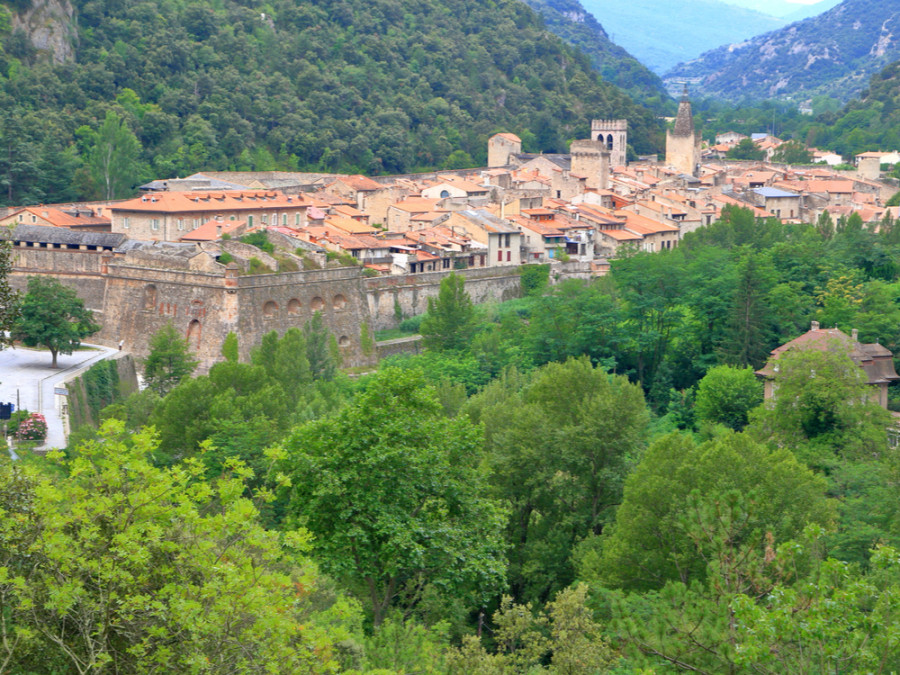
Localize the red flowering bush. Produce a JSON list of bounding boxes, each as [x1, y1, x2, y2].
[[16, 413, 47, 441]]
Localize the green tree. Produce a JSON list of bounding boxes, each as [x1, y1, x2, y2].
[[466, 357, 649, 603], [0, 421, 359, 673], [143, 321, 199, 395], [726, 138, 765, 160], [0, 231, 19, 348], [694, 365, 763, 431], [12, 276, 99, 367], [720, 248, 776, 367], [282, 368, 508, 626], [304, 312, 336, 381], [748, 345, 892, 467], [447, 584, 614, 674], [222, 331, 239, 362], [595, 431, 833, 591], [771, 139, 813, 164], [421, 272, 475, 351], [85, 110, 143, 200]]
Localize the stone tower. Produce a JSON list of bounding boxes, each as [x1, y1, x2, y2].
[[570, 139, 610, 190], [488, 132, 522, 168], [666, 87, 701, 176], [591, 119, 627, 168]]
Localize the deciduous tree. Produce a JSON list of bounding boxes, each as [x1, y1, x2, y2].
[[143, 321, 199, 395], [282, 368, 507, 626], [12, 276, 99, 367], [421, 272, 475, 352]]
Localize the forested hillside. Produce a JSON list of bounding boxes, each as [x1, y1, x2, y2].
[[0, 0, 663, 206], [666, 0, 900, 102], [520, 0, 670, 109]]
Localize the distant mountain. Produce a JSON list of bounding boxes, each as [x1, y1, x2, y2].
[[521, 0, 669, 106], [783, 0, 842, 21], [577, 0, 785, 74], [665, 0, 900, 102]]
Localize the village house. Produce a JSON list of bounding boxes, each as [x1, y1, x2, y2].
[[385, 198, 445, 232], [1, 205, 111, 232], [445, 210, 522, 267], [110, 191, 311, 242], [756, 321, 900, 409]]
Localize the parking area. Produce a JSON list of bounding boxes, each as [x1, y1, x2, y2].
[[0, 343, 121, 451]]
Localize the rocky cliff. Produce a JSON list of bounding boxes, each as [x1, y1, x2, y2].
[[6, 0, 76, 63]]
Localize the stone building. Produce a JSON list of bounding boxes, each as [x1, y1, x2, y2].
[[755, 321, 900, 409], [666, 87, 701, 177], [591, 119, 627, 168], [110, 191, 312, 242], [569, 140, 610, 191], [488, 133, 522, 168]]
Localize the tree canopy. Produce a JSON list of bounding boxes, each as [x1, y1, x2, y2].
[[12, 276, 99, 367]]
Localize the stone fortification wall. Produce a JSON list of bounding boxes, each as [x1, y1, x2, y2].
[[234, 267, 371, 366], [11, 244, 523, 371], [100, 264, 236, 367], [365, 266, 522, 330]]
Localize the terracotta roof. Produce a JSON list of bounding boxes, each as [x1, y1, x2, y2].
[[493, 132, 522, 143], [332, 204, 368, 219], [324, 215, 377, 234], [600, 229, 642, 242], [180, 219, 247, 241], [757, 324, 900, 384], [390, 198, 442, 214], [5, 206, 110, 228], [112, 191, 308, 213]]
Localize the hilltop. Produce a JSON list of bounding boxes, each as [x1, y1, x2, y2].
[[665, 0, 900, 102]]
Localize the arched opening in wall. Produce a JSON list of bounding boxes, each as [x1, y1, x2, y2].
[[143, 284, 157, 311], [440, 190, 450, 198], [287, 298, 301, 315], [186, 320, 201, 351], [263, 301, 279, 317], [333, 294, 346, 310], [606, 134, 614, 151], [311, 296, 324, 311], [338, 335, 350, 347]]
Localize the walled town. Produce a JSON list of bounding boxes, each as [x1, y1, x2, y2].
[[5, 92, 898, 369]]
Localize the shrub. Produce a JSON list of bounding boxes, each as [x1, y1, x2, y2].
[[16, 412, 47, 441]]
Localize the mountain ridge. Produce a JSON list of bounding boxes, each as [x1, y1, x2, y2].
[[664, 0, 900, 102]]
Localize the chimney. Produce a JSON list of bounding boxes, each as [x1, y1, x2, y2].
[[811, 321, 820, 331], [216, 225, 222, 237], [852, 328, 859, 342]]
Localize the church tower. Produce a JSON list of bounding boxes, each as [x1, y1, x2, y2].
[[666, 87, 701, 176], [591, 119, 627, 168]]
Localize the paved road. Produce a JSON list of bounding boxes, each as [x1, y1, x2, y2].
[[0, 343, 121, 452]]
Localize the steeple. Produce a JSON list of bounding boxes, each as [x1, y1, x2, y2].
[[672, 85, 695, 137]]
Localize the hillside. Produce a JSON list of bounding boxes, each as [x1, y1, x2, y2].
[[520, 0, 669, 107], [577, 0, 785, 74], [665, 0, 900, 102], [0, 0, 663, 206]]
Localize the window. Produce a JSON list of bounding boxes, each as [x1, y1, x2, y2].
[[248, 215, 254, 227], [177, 218, 184, 231], [507, 250, 511, 262], [498, 250, 503, 262], [282, 214, 287, 226], [261, 215, 268, 225], [31, 215, 36, 223], [295, 213, 301, 226], [151, 219, 160, 231], [123, 217, 130, 229], [504, 234, 511, 248]]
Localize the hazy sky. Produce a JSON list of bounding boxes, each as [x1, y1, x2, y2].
[[719, 0, 835, 18]]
